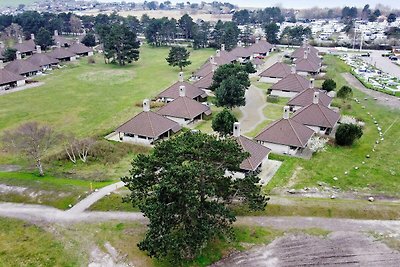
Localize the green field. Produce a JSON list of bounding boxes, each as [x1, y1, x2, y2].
[[265, 55, 400, 197]]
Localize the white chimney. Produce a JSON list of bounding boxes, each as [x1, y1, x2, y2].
[[76, 38, 80, 44], [54, 30, 59, 36], [237, 41, 242, 47], [0, 60, 4, 69], [256, 38, 259, 44], [307, 46, 311, 53], [210, 56, 215, 65], [310, 78, 315, 89], [36, 45, 41, 54], [16, 51, 22, 60], [283, 106, 290, 119], [233, 122, 241, 137], [313, 92, 319, 104], [304, 50, 308, 59], [179, 85, 186, 97], [143, 99, 150, 112], [291, 65, 296, 74], [221, 44, 225, 51], [18, 36, 22, 44], [56, 42, 61, 48], [216, 49, 221, 57], [212, 63, 217, 72], [0, 42, 4, 49], [31, 33, 35, 40]]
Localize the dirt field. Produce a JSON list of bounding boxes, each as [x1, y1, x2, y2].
[[212, 232, 400, 266], [74, 9, 232, 21]]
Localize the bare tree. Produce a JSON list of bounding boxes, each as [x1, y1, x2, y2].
[[63, 134, 77, 164], [63, 135, 95, 164], [2, 122, 59, 176], [69, 15, 82, 35]]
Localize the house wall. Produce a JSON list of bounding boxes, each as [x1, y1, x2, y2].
[[270, 89, 298, 98], [16, 80, 26, 86], [166, 116, 191, 125], [259, 141, 298, 155], [120, 133, 155, 145], [259, 77, 281, 83], [88, 51, 94, 56], [71, 56, 77, 61]]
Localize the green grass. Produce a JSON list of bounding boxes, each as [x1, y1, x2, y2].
[[89, 189, 140, 212], [264, 55, 400, 197], [0, 171, 113, 209], [0, 217, 79, 266]]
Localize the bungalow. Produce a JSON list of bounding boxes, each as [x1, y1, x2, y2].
[[157, 86, 212, 125], [291, 45, 319, 60], [115, 99, 181, 145], [251, 57, 264, 69], [48, 43, 77, 62], [233, 122, 271, 174], [26, 46, 59, 71], [287, 83, 333, 112], [68, 40, 94, 57], [157, 72, 207, 102], [0, 61, 26, 90], [247, 39, 274, 58], [295, 51, 322, 76], [292, 92, 340, 135], [392, 46, 400, 56], [53, 30, 73, 47], [193, 68, 215, 91], [13, 35, 36, 57], [5, 51, 41, 77], [214, 46, 236, 65], [230, 42, 252, 63], [259, 62, 291, 83], [255, 106, 315, 156], [268, 69, 310, 98]]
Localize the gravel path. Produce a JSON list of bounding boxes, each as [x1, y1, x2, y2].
[[342, 73, 400, 109]]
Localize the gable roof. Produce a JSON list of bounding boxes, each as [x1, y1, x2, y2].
[[193, 71, 214, 90], [13, 39, 36, 54], [157, 96, 211, 120], [251, 57, 264, 66], [235, 135, 271, 171], [48, 48, 76, 60], [291, 46, 319, 58], [0, 69, 25, 85], [287, 88, 332, 108], [292, 103, 340, 128], [194, 61, 213, 77], [247, 40, 274, 54], [26, 53, 59, 67], [4, 59, 41, 75], [54, 35, 73, 47], [116, 110, 181, 138], [157, 81, 206, 100], [270, 73, 310, 93], [215, 50, 236, 64], [255, 118, 314, 148], [230, 46, 251, 58], [295, 57, 321, 73], [68, 43, 93, 55], [259, 62, 291, 78]]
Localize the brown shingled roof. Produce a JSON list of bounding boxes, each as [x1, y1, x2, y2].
[[194, 61, 213, 77], [0, 69, 25, 85], [247, 40, 274, 54], [193, 72, 213, 90], [54, 35, 73, 47], [230, 46, 251, 58], [48, 48, 76, 60], [287, 88, 332, 108], [158, 81, 206, 100], [26, 53, 59, 67], [235, 135, 271, 171], [295, 57, 321, 73], [4, 59, 41, 75], [116, 111, 181, 138], [13, 39, 36, 54], [251, 58, 264, 66], [259, 62, 291, 78], [291, 45, 319, 58], [68, 43, 93, 55], [157, 96, 211, 120], [270, 73, 310, 93], [255, 118, 314, 148], [292, 103, 340, 129]]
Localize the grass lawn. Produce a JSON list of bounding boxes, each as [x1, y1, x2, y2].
[[89, 189, 140, 212], [0, 171, 113, 209], [0, 217, 78, 266], [265, 55, 400, 198]]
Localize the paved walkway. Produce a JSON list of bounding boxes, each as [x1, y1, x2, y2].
[[342, 73, 400, 109], [0, 82, 44, 96]]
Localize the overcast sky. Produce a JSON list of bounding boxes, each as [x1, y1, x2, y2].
[[97, 1, 399, 9]]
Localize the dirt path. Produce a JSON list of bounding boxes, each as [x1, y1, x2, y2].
[[342, 73, 400, 109]]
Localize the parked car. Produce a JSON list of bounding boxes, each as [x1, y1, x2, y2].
[[389, 56, 398, 61]]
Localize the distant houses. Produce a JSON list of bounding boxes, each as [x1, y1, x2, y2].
[[4, 51, 41, 77], [0, 63, 26, 90]]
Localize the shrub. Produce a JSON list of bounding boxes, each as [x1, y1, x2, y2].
[[335, 123, 363, 146], [322, 79, 336, 92], [267, 95, 279, 103], [337, 85, 353, 99], [87, 57, 96, 64], [90, 140, 150, 164], [211, 109, 238, 136]]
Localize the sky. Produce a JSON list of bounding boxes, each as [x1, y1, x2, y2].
[[97, 0, 400, 9]]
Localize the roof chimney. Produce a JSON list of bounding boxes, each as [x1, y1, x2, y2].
[[143, 99, 150, 112], [237, 41, 242, 47], [221, 44, 225, 51], [54, 30, 59, 36], [179, 85, 186, 97], [313, 92, 319, 104], [307, 46, 311, 53], [212, 63, 217, 72], [291, 64, 296, 74], [233, 122, 241, 137], [16, 51, 22, 60], [76, 38, 80, 44], [304, 50, 308, 59], [0, 60, 4, 69], [36, 45, 41, 54], [18, 36, 23, 44], [210, 55, 215, 65], [31, 33, 35, 40], [216, 49, 221, 57], [178, 72, 184, 82], [56, 42, 61, 48], [256, 38, 259, 44], [310, 78, 315, 89], [283, 106, 290, 119], [0, 42, 4, 49]]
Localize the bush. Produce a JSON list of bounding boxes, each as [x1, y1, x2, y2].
[[90, 140, 150, 164], [87, 57, 96, 64], [335, 123, 363, 146], [267, 95, 279, 103], [322, 79, 336, 92], [337, 85, 353, 99], [211, 109, 238, 136]]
